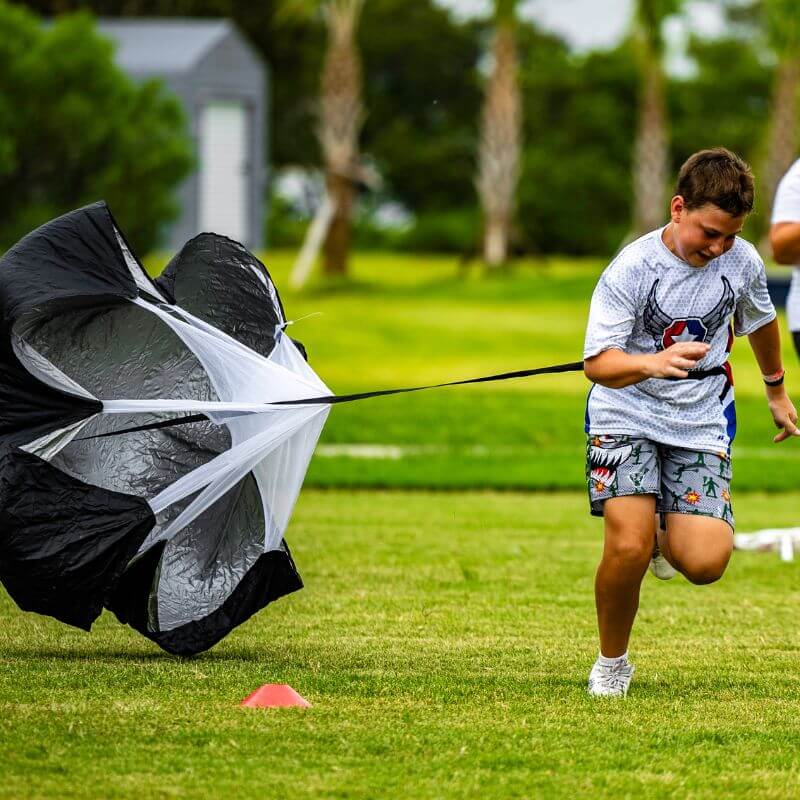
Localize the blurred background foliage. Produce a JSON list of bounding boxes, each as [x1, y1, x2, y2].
[[2, 0, 789, 257], [0, 1, 193, 251]]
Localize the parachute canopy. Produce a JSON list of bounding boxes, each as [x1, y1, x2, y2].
[[0, 202, 330, 655]]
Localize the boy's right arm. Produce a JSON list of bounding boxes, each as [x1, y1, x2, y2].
[[584, 342, 711, 389]]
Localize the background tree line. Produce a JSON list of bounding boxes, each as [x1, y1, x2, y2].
[[5, 0, 793, 260]]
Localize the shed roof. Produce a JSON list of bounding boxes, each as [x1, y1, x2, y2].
[[95, 19, 234, 76]]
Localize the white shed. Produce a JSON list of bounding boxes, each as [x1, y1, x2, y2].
[[97, 18, 268, 251]]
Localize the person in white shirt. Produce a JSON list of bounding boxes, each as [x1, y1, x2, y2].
[[769, 159, 800, 360], [583, 148, 798, 697]]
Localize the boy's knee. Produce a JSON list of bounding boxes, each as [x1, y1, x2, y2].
[[605, 536, 652, 568], [681, 553, 731, 585]]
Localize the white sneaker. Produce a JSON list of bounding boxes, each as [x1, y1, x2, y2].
[[649, 540, 677, 580], [587, 657, 635, 697]]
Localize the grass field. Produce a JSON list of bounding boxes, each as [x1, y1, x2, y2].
[[1, 252, 797, 798], [2, 489, 800, 799]]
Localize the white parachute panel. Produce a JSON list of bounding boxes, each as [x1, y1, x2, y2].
[[122, 297, 330, 631]]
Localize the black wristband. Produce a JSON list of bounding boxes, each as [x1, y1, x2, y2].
[[764, 373, 785, 387]]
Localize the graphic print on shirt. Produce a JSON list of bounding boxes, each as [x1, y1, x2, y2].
[[642, 276, 736, 351]]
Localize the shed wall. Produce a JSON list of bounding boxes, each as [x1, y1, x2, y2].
[[100, 22, 268, 253]]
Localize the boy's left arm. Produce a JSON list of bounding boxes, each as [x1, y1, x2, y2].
[[747, 318, 800, 442]]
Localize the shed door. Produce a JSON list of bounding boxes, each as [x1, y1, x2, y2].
[[199, 101, 248, 244]]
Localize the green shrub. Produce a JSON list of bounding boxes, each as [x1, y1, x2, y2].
[[0, 3, 193, 254], [395, 208, 480, 253]]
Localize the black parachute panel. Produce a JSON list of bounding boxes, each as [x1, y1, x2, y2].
[[0, 203, 329, 654]]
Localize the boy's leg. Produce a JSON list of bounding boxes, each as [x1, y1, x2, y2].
[[657, 446, 734, 584], [658, 514, 732, 584], [595, 494, 657, 657]]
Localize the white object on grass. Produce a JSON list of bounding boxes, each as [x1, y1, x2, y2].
[[733, 528, 800, 563]]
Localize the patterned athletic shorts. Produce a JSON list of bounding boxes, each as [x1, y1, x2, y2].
[[586, 434, 735, 529]]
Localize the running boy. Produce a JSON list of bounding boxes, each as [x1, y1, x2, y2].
[[583, 148, 798, 697]]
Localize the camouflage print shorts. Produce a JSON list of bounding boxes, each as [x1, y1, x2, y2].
[[586, 435, 734, 529]]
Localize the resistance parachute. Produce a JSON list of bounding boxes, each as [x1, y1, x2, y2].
[[0, 202, 330, 655]]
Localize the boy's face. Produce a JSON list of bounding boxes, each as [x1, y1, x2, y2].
[[668, 197, 746, 268]]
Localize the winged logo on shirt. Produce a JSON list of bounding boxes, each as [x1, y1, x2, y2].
[[643, 276, 735, 351]]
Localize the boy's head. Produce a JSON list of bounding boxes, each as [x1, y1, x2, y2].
[[667, 148, 754, 267]]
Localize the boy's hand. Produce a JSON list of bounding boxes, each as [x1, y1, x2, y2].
[[766, 389, 800, 443], [647, 342, 711, 380]]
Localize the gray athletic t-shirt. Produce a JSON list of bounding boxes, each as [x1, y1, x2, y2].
[[583, 227, 776, 453]]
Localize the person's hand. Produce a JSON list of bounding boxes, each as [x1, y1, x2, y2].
[[767, 390, 800, 443], [646, 342, 711, 379]]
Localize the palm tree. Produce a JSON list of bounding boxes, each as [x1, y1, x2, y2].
[[476, 0, 522, 267], [630, 0, 682, 238], [758, 0, 800, 245], [318, 0, 364, 276], [285, 0, 364, 287]]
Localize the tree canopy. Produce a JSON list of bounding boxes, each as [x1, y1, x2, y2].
[[8, 0, 784, 256], [0, 1, 193, 252]]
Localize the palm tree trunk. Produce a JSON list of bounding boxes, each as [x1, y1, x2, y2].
[[476, 21, 522, 268], [318, 0, 363, 277], [289, 193, 336, 290], [322, 171, 354, 275], [632, 57, 668, 236], [759, 55, 800, 249]]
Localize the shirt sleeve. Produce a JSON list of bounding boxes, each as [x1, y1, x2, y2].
[[734, 254, 777, 336], [583, 262, 637, 358], [771, 163, 800, 223]]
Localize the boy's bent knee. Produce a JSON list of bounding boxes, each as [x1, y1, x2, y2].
[[664, 513, 733, 585], [683, 567, 724, 585], [681, 555, 731, 585]]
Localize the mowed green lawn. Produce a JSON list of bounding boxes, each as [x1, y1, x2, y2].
[[151, 251, 798, 492], [2, 490, 800, 799]]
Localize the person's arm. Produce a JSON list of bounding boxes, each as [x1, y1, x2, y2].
[[770, 222, 800, 265], [747, 318, 800, 442], [584, 342, 711, 389]]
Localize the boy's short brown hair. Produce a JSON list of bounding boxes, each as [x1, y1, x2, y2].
[[676, 147, 755, 216]]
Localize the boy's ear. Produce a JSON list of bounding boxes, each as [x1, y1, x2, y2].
[[669, 195, 685, 222]]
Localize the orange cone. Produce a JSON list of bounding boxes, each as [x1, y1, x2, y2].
[[240, 684, 311, 708]]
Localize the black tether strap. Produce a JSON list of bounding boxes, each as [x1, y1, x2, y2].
[[275, 360, 586, 406], [78, 361, 729, 440]]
